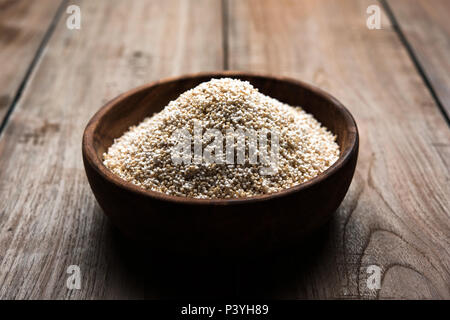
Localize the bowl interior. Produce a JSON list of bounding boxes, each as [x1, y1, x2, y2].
[[89, 73, 357, 198]]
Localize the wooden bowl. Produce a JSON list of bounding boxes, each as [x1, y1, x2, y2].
[[82, 72, 359, 256]]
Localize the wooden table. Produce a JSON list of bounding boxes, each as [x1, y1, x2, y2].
[[0, 0, 448, 299]]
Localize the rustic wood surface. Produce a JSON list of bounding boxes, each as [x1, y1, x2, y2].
[[0, 0, 223, 300], [386, 0, 450, 120], [0, 0, 62, 123], [228, 0, 450, 299], [0, 0, 448, 299]]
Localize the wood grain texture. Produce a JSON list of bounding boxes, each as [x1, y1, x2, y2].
[[0, 0, 62, 123], [0, 0, 223, 299], [227, 0, 450, 299], [386, 0, 450, 119], [0, 0, 449, 300]]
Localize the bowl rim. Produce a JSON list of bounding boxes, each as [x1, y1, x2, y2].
[[82, 71, 359, 205]]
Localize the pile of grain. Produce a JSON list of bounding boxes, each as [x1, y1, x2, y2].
[[103, 78, 339, 198]]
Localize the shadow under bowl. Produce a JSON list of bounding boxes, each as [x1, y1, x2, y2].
[[82, 72, 359, 256]]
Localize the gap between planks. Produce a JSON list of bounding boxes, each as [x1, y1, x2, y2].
[[0, 0, 68, 138], [381, 0, 450, 126], [222, 0, 230, 70]]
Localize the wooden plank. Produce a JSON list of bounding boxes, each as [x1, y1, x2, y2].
[[0, 0, 223, 299], [386, 0, 450, 120], [228, 0, 450, 299], [0, 0, 62, 123]]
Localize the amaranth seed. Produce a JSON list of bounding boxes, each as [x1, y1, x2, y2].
[[103, 78, 340, 199]]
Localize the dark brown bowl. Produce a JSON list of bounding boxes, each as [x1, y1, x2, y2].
[[82, 72, 358, 256]]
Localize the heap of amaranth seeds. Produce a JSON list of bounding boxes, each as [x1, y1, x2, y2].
[[103, 78, 339, 199]]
